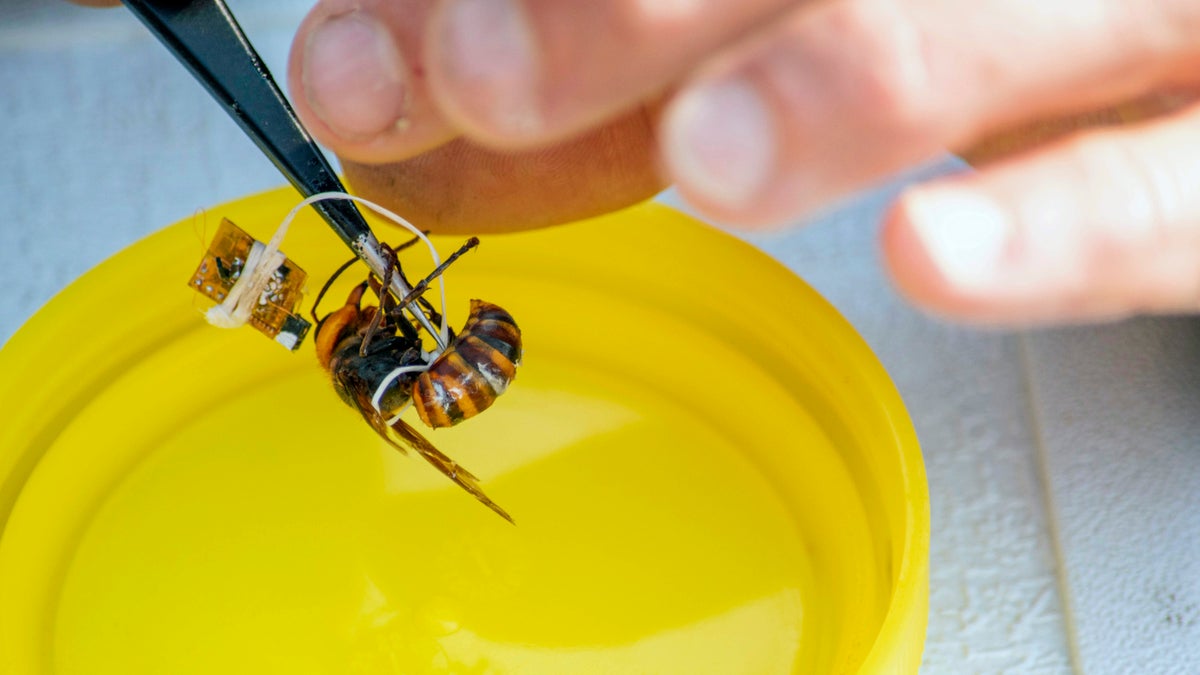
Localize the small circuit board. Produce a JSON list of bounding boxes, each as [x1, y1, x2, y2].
[[187, 218, 311, 350]]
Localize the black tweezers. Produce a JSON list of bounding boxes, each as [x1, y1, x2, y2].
[[121, 0, 446, 345]]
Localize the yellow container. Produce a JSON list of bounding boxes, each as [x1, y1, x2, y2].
[[0, 190, 927, 674]]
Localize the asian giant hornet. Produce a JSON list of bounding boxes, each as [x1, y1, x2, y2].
[[311, 236, 521, 522]]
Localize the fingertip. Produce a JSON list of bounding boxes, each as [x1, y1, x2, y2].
[[287, 2, 457, 164], [881, 193, 932, 302], [661, 78, 776, 212], [425, 0, 547, 147], [659, 76, 816, 231], [307, 12, 410, 139], [882, 190, 962, 314], [882, 186, 1024, 322]]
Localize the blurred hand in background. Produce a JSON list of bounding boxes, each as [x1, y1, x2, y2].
[[72, 0, 1200, 326]]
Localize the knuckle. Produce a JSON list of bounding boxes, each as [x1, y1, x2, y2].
[[1114, 0, 1200, 60], [816, 0, 938, 134], [1053, 122, 1200, 305], [1063, 137, 1167, 250], [840, 1, 931, 126]]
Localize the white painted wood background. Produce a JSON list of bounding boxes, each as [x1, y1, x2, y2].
[[1, 1, 1197, 672]]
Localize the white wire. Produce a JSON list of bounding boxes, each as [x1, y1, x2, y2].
[[201, 191, 453, 418], [371, 363, 429, 414], [385, 402, 413, 426], [279, 193, 461, 421], [274, 192, 451, 347]]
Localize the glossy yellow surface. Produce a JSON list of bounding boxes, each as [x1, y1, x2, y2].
[[0, 191, 928, 674]]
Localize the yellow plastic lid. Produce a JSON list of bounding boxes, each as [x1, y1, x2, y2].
[[0, 190, 927, 674]]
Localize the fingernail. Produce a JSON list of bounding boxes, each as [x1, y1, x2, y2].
[[436, 0, 541, 134], [303, 12, 409, 140], [664, 78, 776, 210], [905, 189, 1013, 292]]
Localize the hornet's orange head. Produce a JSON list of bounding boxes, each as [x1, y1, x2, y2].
[[314, 282, 369, 370]]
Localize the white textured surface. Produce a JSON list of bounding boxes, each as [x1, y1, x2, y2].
[[1025, 323, 1200, 674], [3, 2, 1199, 673]]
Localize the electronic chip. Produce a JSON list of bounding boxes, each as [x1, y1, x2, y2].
[[188, 218, 311, 350]]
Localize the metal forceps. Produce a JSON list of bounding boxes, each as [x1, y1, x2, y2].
[[121, 0, 446, 347]]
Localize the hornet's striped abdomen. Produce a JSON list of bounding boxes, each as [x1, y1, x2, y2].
[[413, 299, 522, 428]]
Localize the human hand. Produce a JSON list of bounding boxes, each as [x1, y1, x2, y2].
[[77, 0, 1200, 325], [286, 0, 1200, 326]]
